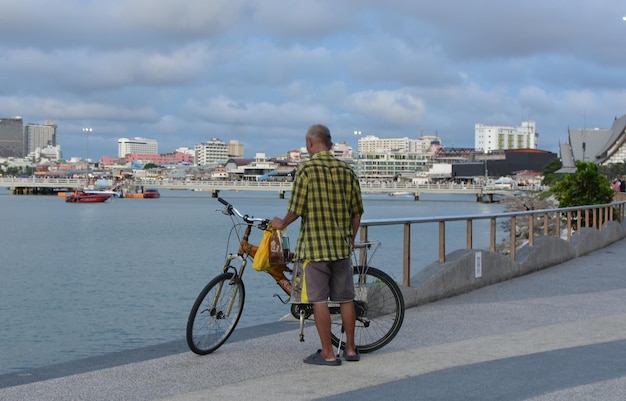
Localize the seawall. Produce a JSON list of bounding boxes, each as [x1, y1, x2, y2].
[[403, 219, 626, 307]]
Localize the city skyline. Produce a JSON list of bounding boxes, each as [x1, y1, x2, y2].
[[1, 2, 626, 160]]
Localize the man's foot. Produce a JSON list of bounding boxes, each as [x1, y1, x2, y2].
[[342, 349, 360, 362], [304, 350, 342, 366]]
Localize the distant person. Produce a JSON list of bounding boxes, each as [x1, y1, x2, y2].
[[613, 179, 621, 192], [621, 179, 626, 193], [272, 124, 364, 366]]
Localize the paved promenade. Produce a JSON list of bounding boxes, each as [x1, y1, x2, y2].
[[2, 238, 626, 400]]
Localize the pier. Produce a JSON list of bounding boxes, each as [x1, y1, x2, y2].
[[0, 177, 520, 202]]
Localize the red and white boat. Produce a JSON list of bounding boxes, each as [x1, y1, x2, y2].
[[65, 191, 114, 203]]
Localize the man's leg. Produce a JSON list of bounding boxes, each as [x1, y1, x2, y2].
[[340, 301, 357, 357], [313, 302, 336, 361]]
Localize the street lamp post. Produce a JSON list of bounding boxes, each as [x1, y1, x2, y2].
[[354, 130, 362, 177], [83, 127, 93, 174]]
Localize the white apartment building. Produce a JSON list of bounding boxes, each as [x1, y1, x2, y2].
[[195, 138, 228, 166], [118, 137, 158, 157], [474, 121, 538, 153], [356, 134, 442, 179], [358, 135, 441, 154]]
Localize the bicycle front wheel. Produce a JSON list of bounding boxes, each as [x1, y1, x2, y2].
[[331, 266, 405, 353], [186, 272, 245, 355]]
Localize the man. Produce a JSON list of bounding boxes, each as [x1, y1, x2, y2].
[[272, 124, 364, 366]]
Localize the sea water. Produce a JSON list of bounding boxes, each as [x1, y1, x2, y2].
[[0, 190, 506, 374]]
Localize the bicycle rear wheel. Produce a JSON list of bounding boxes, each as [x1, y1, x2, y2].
[[186, 272, 245, 355], [331, 266, 405, 353]]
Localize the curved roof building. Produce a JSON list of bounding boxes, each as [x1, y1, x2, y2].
[[595, 114, 626, 165], [559, 114, 626, 172]]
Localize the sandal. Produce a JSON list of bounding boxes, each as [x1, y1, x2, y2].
[[303, 350, 342, 366], [342, 349, 360, 362]]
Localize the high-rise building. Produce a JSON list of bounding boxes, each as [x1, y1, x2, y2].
[[227, 140, 244, 158], [474, 121, 538, 153], [118, 137, 158, 158], [0, 116, 24, 158], [195, 138, 228, 166], [24, 120, 57, 155]]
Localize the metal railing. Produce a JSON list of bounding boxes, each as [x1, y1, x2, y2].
[[358, 201, 626, 287]]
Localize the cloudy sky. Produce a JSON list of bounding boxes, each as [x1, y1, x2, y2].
[[2, 0, 626, 160]]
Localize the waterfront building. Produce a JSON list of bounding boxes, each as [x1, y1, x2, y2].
[[24, 120, 57, 156], [175, 147, 195, 157], [195, 138, 228, 166], [27, 145, 62, 162], [227, 140, 244, 158], [358, 135, 440, 154], [356, 134, 443, 180], [475, 121, 538, 153], [0, 116, 24, 158], [125, 152, 194, 165], [332, 142, 354, 161], [596, 115, 626, 165], [118, 137, 158, 158], [559, 114, 626, 172]]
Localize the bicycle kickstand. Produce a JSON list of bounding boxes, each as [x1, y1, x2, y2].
[[336, 328, 345, 358], [298, 309, 306, 342]]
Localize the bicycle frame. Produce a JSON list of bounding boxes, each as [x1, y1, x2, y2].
[[221, 205, 293, 296]]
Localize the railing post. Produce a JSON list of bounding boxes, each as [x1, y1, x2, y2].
[[358, 226, 368, 268], [509, 216, 516, 260], [403, 223, 411, 287], [566, 211, 572, 242], [490, 217, 496, 252], [528, 213, 534, 247], [466, 219, 473, 249], [438, 221, 445, 263]]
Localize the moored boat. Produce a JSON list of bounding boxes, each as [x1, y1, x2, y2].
[[65, 191, 113, 203], [143, 188, 160, 198]]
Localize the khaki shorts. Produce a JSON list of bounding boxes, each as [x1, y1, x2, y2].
[[290, 258, 354, 304]]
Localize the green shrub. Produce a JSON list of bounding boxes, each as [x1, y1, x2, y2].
[[550, 161, 617, 227]]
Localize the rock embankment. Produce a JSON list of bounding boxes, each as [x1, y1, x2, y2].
[[497, 194, 559, 255]]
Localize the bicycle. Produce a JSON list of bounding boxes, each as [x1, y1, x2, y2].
[[186, 197, 405, 356]]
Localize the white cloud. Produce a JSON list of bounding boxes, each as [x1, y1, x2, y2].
[[348, 90, 426, 125]]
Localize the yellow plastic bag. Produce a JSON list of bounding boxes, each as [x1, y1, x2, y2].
[[252, 229, 273, 271]]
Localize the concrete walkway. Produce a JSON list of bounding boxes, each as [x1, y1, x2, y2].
[[2, 238, 626, 401]]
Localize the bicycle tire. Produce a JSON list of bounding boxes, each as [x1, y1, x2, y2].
[[186, 272, 245, 355], [331, 266, 405, 353]]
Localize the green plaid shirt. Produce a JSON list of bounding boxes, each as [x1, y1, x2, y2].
[[288, 151, 364, 261]]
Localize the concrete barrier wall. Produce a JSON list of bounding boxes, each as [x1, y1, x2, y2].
[[403, 220, 626, 308]]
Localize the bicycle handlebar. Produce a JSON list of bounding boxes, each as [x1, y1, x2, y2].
[[217, 197, 269, 228]]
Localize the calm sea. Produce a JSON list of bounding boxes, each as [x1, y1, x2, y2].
[[0, 189, 506, 375]]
